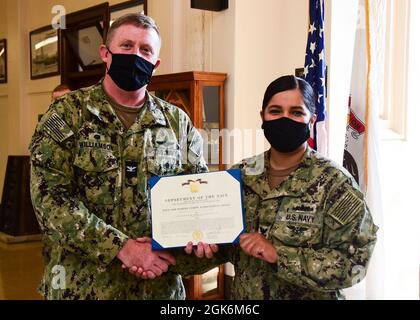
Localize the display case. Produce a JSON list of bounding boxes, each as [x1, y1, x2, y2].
[[59, 3, 110, 90], [59, 1, 147, 90], [0, 156, 40, 236], [148, 71, 227, 299], [148, 71, 227, 172]]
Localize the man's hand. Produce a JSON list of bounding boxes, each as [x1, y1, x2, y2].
[[117, 238, 176, 279], [240, 233, 278, 263], [184, 241, 219, 259], [126, 239, 219, 280]]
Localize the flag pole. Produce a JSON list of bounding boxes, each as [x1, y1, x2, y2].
[[364, 0, 371, 191]]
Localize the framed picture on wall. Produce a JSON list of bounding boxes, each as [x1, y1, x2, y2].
[[30, 25, 60, 80], [65, 24, 103, 68], [110, 0, 147, 24], [0, 39, 6, 83], [295, 68, 304, 78]]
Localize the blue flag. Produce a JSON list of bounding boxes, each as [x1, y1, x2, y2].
[[304, 0, 327, 154]]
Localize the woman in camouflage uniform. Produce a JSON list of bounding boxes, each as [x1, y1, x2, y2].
[[186, 76, 378, 299], [146, 75, 378, 300], [224, 75, 378, 299]]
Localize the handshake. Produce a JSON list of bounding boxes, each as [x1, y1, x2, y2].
[[117, 237, 219, 280], [117, 233, 279, 280]]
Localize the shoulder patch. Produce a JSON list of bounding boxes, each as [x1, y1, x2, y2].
[[43, 112, 74, 143], [327, 187, 364, 225]]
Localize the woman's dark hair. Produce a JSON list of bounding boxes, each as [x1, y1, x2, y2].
[[262, 75, 316, 115]]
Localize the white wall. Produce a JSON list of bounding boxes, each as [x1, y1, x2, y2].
[[150, 0, 331, 164]]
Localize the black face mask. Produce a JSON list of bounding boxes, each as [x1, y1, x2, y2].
[[106, 47, 155, 91], [262, 117, 310, 153]]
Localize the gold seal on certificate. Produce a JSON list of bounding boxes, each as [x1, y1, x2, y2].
[[149, 169, 245, 249], [192, 230, 203, 241]]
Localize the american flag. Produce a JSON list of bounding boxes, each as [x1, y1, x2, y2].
[[304, 0, 327, 155]]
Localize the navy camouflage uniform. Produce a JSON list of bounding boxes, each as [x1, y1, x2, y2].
[[218, 148, 378, 299], [29, 81, 212, 299]]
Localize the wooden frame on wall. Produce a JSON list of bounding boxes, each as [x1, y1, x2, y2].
[[0, 39, 7, 83], [64, 22, 104, 69], [29, 25, 60, 80], [110, 0, 147, 21], [59, 3, 110, 90]]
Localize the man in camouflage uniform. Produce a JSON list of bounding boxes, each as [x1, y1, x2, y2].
[[29, 13, 213, 300]]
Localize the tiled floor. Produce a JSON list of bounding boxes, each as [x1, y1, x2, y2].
[[0, 240, 44, 300]]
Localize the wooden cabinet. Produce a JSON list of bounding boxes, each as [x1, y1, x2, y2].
[[148, 71, 227, 172], [148, 71, 227, 300], [59, 3, 110, 90], [183, 265, 225, 300], [0, 156, 40, 236]]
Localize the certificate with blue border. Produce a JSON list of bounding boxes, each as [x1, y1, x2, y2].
[[149, 169, 245, 250]]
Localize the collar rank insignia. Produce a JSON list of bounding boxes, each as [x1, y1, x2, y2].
[[125, 160, 138, 179]]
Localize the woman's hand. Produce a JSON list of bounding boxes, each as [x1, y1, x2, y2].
[[239, 233, 278, 263], [185, 241, 219, 259]]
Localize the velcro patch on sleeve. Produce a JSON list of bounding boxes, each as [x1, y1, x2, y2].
[[43, 112, 74, 143], [327, 187, 363, 225]]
